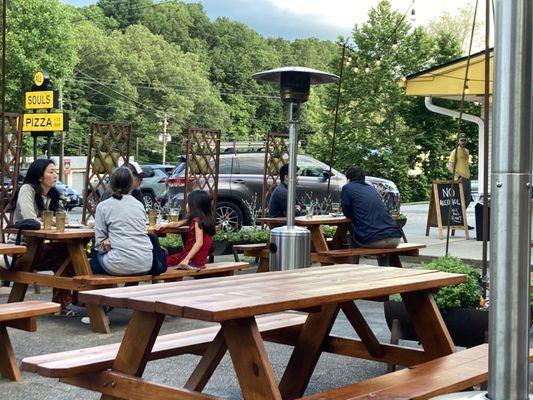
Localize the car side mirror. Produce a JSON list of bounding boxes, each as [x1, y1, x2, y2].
[[319, 170, 333, 182]]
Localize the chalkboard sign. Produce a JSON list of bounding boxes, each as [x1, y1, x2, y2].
[[426, 180, 469, 240]]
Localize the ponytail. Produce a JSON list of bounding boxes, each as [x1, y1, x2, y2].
[[110, 167, 133, 200]]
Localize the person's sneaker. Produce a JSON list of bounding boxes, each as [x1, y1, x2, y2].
[[81, 316, 90, 324]]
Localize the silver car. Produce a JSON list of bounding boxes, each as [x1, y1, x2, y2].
[[167, 152, 401, 229]]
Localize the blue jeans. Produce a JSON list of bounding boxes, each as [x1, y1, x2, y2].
[[89, 253, 108, 274]]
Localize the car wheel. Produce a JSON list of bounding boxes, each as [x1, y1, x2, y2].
[[143, 192, 157, 209], [216, 201, 243, 231]]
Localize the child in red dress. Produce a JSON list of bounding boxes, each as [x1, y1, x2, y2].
[[155, 191, 215, 270]]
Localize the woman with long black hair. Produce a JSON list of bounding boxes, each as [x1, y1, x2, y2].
[[9, 159, 75, 316]]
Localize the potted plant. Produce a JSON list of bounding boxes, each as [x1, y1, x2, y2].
[[384, 256, 488, 348], [390, 209, 407, 229], [158, 234, 183, 255]]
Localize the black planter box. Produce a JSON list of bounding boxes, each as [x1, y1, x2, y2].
[[384, 300, 488, 348]]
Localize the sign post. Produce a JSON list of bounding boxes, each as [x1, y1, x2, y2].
[[426, 180, 469, 240]]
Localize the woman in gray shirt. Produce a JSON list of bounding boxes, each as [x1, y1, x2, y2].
[[91, 167, 152, 275]]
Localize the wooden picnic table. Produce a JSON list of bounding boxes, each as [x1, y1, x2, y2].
[[75, 264, 465, 399], [257, 215, 352, 252], [0, 227, 111, 333]]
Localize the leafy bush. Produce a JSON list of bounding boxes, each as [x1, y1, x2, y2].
[[423, 256, 482, 310], [158, 234, 183, 249], [214, 228, 270, 244], [322, 225, 337, 238]]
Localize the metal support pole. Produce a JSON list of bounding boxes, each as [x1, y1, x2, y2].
[[286, 102, 299, 228], [162, 114, 168, 165], [489, 0, 532, 397], [33, 136, 37, 160]]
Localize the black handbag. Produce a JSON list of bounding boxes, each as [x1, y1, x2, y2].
[[4, 218, 41, 271]]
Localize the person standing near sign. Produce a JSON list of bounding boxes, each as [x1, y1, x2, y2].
[[448, 133, 472, 211]]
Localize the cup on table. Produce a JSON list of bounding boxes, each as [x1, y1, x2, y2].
[[55, 211, 66, 232], [306, 203, 314, 219], [148, 209, 158, 227], [331, 202, 340, 214], [42, 211, 53, 230], [169, 208, 179, 223]]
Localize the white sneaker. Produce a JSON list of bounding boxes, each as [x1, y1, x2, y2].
[[81, 317, 90, 324]]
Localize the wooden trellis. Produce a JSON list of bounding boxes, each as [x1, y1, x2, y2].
[[0, 113, 23, 233], [82, 121, 131, 224], [261, 132, 289, 216], [183, 128, 221, 219]]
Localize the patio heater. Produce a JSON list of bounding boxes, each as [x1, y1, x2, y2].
[[252, 67, 339, 271]]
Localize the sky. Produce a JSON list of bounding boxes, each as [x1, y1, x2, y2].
[[62, 0, 483, 41]]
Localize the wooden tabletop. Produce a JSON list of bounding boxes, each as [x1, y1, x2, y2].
[[0, 243, 26, 255], [4, 227, 95, 240], [257, 215, 351, 226], [80, 264, 465, 322]]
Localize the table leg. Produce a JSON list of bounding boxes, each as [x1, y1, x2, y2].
[[184, 329, 227, 392], [331, 223, 349, 249], [8, 239, 41, 303], [0, 325, 20, 381], [340, 301, 383, 358], [257, 257, 270, 273], [222, 317, 281, 400], [279, 303, 339, 399], [309, 226, 329, 253], [402, 291, 456, 359], [67, 241, 110, 334], [101, 310, 165, 400]]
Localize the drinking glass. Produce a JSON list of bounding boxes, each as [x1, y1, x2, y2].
[[42, 211, 53, 230], [148, 209, 158, 227], [55, 211, 66, 232], [169, 208, 179, 223]]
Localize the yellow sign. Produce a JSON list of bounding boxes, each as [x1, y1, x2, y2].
[[22, 113, 64, 132], [25, 91, 55, 109], [33, 71, 45, 87]]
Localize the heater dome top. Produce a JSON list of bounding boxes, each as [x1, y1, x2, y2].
[[252, 66, 339, 85]]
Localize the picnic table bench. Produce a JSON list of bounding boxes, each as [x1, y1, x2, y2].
[[0, 227, 249, 334], [315, 243, 426, 267], [23, 264, 467, 399], [300, 343, 533, 400], [0, 300, 60, 381]]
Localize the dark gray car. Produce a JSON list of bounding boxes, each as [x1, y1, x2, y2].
[[167, 152, 401, 230]]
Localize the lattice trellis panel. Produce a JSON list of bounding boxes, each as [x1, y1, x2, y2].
[[184, 128, 221, 219], [82, 121, 131, 224], [261, 132, 289, 216], [0, 113, 23, 234]]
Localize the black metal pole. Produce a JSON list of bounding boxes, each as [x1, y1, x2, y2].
[[482, 0, 490, 296], [327, 43, 346, 196]]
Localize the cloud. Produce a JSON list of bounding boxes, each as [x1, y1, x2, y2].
[[186, 0, 356, 40]]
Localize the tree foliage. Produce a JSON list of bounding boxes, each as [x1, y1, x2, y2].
[[307, 1, 465, 202]]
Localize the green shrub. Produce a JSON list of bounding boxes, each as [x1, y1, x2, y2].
[[214, 228, 270, 244], [158, 234, 183, 249], [322, 225, 337, 239], [423, 256, 482, 310]]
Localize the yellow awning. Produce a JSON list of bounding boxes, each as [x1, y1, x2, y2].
[[399, 49, 493, 101]]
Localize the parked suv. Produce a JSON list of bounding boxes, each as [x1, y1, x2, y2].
[[86, 164, 174, 210], [167, 152, 401, 229]]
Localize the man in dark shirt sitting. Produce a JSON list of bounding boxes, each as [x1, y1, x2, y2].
[[267, 164, 301, 218], [341, 166, 401, 248]]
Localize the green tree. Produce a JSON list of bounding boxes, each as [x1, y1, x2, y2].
[[97, 0, 151, 31], [6, 0, 78, 112], [307, 0, 463, 202], [64, 23, 230, 162]]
